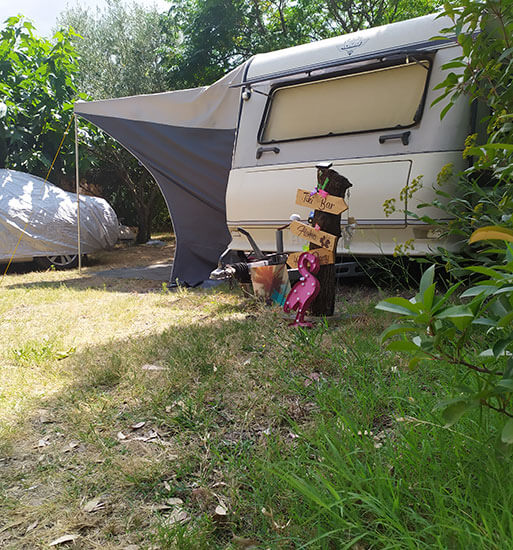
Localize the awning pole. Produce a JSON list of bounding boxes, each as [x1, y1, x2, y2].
[[75, 114, 82, 273]]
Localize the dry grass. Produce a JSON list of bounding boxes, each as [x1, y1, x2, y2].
[[0, 241, 383, 548]]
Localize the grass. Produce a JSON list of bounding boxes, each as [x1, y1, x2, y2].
[[1, 245, 513, 548]]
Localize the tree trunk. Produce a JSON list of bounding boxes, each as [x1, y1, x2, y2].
[[0, 136, 7, 168], [309, 167, 352, 317], [135, 203, 152, 243]]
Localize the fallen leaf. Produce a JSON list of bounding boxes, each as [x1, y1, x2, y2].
[[166, 497, 183, 506], [215, 503, 228, 516], [38, 409, 54, 424], [163, 480, 171, 491], [153, 503, 172, 511], [131, 422, 146, 430], [272, 519, 291, 531], [163, 508, 189, 526], [141, 364, 166, 371], [261, 507, 290, 531], [133, 430, 159, 442], [117, 432, 126, 440], [37, 436, 51, 448], [62, 441, 80, 453], [49, 534, 79, 546], [83, 497, 105, 513], [26, 520, 38, 533]]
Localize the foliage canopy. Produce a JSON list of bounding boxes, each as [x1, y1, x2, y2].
[[164, 0, 440, 88], [0, 15, 80, 179]]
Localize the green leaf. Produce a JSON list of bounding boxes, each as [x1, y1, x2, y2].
[[498, 311, 513, 328], [375, 297, 420, 316], [386, 340, 421, 353], [422, 283, 436, 310], [380, 323, 418, 342], [437, 305, 474, 330], [461, 285, 498, 298], [441, 400, 470, 427], [501, 419, 513, 444], [440, 101, 455, 120], [419, 265, 435, 296], [503, 357, 513, 379], [493, 338, 513, 358], [408, 356, 422, 370], [466, 266, 505, 279], [475, 143, 513, 152], [490, 299, 509, 319], [492, 286, 513, 296], [473, 317, 498, 327], [430, 91, 449, 107], [432, 282, 463, 313], [496, 379, 513, 392], [441, 60, 466, 70]]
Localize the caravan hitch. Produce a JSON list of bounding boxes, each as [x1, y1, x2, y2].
[[210, 227, 288, 282]]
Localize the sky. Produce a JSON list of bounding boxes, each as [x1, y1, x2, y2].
[[0, 0, 171, 37]]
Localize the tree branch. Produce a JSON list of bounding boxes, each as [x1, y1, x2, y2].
[[482, 400, 513, 418]]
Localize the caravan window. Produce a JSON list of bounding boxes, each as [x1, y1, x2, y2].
[[260, 61, 431, 143]]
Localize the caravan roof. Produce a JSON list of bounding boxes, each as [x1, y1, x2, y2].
[[245, 13, 453, 84]]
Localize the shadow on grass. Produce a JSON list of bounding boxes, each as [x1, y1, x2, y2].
[[0, 308, 299, 547], [1, 274, 236, 295]]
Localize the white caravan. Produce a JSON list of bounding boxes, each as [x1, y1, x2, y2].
[[225, 13, 470, 258]]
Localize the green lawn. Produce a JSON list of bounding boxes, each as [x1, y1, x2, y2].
[[0, 256, 512, 549]]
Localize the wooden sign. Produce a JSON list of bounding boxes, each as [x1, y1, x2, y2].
[[289, 220, 337, 251], [296, 189, 348, 215], [287, 248, 334, 269]]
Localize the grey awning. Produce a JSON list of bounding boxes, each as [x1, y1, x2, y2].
[[74, 63, 247, 286]]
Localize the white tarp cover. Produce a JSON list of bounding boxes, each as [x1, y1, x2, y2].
[[0, 169, 119, 261], [74, 64, 247, 286]]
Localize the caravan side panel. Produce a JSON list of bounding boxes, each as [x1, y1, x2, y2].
[[227, 28, 469, 257]]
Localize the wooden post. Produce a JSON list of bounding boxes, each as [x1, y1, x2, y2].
[[310, 167, 352, 316]]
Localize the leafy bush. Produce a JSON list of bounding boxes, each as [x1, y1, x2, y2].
[[0, 16, 81, 178], [377, 243, 513, 447], [417, 0, 513, 273]]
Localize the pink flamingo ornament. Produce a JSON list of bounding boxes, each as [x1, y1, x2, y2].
[[283, 252, 321, 328]]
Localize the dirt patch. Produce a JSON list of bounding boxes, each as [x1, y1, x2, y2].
[[85, 234, 176, 272]]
